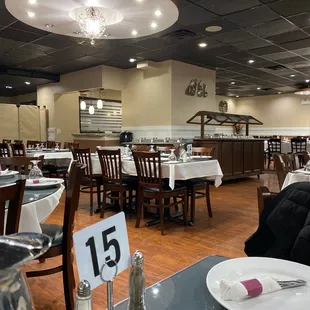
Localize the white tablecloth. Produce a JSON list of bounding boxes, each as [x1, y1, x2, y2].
[[282, 170, 310, 190], [91, 157, 223, 189], [27, 151, 73, 167], [5, 184, 65, 233], [264, 141, 310, 153]]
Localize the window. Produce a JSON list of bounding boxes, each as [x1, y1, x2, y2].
[[79, 96, 122, 133]]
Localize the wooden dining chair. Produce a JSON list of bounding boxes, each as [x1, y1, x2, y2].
[[133, 151, 187, 235], [0, 179, 26, 235], [186, 147, 215, 223], [11, 143, 26, 156], [257, 186, 278, 216], [291, 138, 307, 167], [267, 139, 281, 169], [26, 140, 40, 148], [98, 149, 137, 218], [0, 143, 10, 157], [273, 153, 296, 189], [46, 141, 61, 149], [14, 140, 23, 144], [132, 145, 151, 152], [26, 161, 85, 310], [0, 156, 44, 175], [71, 148, 101, 215], [157, 145, 175, 154], [64, 142, 79, 149], [3, 139, 11, 144], [303, 151, 310, 166]]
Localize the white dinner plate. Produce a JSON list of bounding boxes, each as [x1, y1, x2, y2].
[[26, 178, 64, 188], [0, 170, 19, 178], [206, 257, 310, 310], [191, 155, 212, 159]]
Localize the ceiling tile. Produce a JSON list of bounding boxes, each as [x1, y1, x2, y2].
[[10, 21, 49, 35], [268, 0, 310, 17], [0, 9, 16, 25], [34, 34, 76, 49], [178, 4, 216, 26], [0, 27, 42, 43], [263, 50, 296, 60], [225, 6, 279, 28], [232, 38, 272, 50], [212, 29, 256, 43], [197, 0, 260, 15], [250, 45, 286, 56], [288, 12, 310, 28], [281, 38, 310, 51], [266, 30, 309, 44]]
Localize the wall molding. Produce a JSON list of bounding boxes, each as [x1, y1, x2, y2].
[[248, 127, 310, 136]]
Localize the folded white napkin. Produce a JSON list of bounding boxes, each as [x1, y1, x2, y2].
[[0, 169, 9, 175], [220, 277, 282, 301]]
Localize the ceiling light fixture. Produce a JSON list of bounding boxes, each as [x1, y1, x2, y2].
[[89, 105, 95, 115], [278, 92, 282, 94], [236, 95, 239, 98], [131, 30, 138, 36], [97, 99, 103, 109], [80, 100, 86, 110], [103, 33, 110, 37], [154, 10, 162, 17], [248, 60, 255, 64], [295, 88, 310, 96], [25, 81, 31, 85], [129, 58, 136, 63], [5, 86, 12, 89], [198, 42, 207, 48], [28, 0, 37, 4], [78, 7, 106, 45], [45, 24, 54, 28], [151, 22, 158, 29], [257, 87, 261, 90], [290, 74, 296, 77], [205, 25, 222, 33], [306, 79, 310, 83], [27, 12, 35, 18], [231, 82, 235, 85]]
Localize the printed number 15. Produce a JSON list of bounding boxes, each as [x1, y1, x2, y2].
[[85, 226, 121, 277]]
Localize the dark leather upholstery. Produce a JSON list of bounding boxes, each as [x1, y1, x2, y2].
[[40, 224, 63, 247]]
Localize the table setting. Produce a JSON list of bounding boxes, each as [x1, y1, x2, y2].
[[1, 160, 64, 233], [282, 167, 310, 189]]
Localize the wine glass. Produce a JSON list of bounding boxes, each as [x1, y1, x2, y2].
[[35, 143, 40, 151], [55, 142, 59, 151], [29, 160, 43, 179], [168, 149, 177, 162], [40, 143, 45, 150], [150, 145, 155, 152]]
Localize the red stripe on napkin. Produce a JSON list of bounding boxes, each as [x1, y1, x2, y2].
[[32, 179, 40, 184], [241, 279, 263, 297]]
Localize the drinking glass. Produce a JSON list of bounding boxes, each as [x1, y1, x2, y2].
[[40, 143, 45, 150], [168, 149, 177, 162], [29, 160, 43, 179], [35, 144, 40, 151], [125, 145, 132, 157], [150, 145, 155, 152]]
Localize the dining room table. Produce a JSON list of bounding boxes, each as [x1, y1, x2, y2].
[[26, 149, 73, 167], [1, 175, 64, 233], [114, 255, 227, 310], [282, 169, 310, 190]]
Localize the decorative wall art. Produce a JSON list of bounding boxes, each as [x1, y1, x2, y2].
[[219, 100, 228, 113], [185, 79, 208, 98]]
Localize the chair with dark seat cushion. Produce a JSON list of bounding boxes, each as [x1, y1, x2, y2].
[[291, 138, 307, 167], [71, 148, 102, 215], [26, 140, 40, 148], [0, 143, 10, 157], [46, 141, 61, 149], [0, 155, 44, 175], [273, 153, 296, 190], [98, 149, 137, 218], [3, 139, 11, 144], [11, 143, 26, 156], [133, 151, 187, 235], [267, 139, 281, 169], [0, 179, 26, 235], [26, 161, 85, 310], [64, 142, 79, 149]]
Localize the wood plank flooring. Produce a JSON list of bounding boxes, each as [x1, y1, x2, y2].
[[25, 172, 279, 309]]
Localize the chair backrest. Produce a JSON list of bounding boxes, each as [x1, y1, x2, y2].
[[291, 138, 307, 153], [0, 156, 44, 175], [64, 142, 79, 149], [3, 139, 11, 144], [132, 145, 151, 152], [157, 145, 175, 154], [192, 146, 215, 156], [26, 140, 40, 148], [133, 151, 162, 189], [274, 153, 296, 189], [71, 148, 92, 177], [14, 140, 23, 144], [46, 141, 61, 149], [268, 139, 281, 153], [11, 143, 26, 156], [303, 151, 310, 165], [0, 179, 26, 235], [0, 143, 10, 158], [97, 149, 122, 184]]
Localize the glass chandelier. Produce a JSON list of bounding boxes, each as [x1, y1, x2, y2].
[[79, 7, 106, 45]]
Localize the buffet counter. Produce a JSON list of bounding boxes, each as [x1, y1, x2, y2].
[[193, 138, 264, 180], [72, 133, 120, 152]]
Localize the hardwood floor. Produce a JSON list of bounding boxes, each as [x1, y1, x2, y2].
[[25, 172, 279, 309]]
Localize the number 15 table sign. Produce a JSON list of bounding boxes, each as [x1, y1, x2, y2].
[[73, 212, 131, 290]]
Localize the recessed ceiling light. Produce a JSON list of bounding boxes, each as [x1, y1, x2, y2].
[[151, 22, 158, 29], [248, 60, 255, 64], [306, 79, 310, 83], [27, 12, 35, 18], [25, 81, 31, 85], [45, 24, 54, 28], [257, 87, 261, 90], [198, 42, 208, 48], [136, 0, 144, 2], [290, 74, 296, 77], [205, 25, 223, 32], [154, 10, 162, 17], [278, 92, 282, 94], [129, 58, 136, 63], [6, 86, 12, 89], [131, 30, 138, 36], [231, 81, 235, 85], [236, 95, 239, 98], [29, 0, 37, 4]]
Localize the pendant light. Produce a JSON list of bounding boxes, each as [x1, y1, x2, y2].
[[97, 99, 103, 109], [80, 100, 86, 110], [89, 105, 95, 115]]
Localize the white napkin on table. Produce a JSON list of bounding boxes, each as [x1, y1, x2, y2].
[[220, 277, 282, 301]]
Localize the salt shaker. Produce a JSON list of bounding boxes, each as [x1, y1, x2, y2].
[[75, 280, 93, 310], [127, 251, 146, 310]]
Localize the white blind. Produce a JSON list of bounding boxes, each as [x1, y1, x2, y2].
[[80, 97, 122, 133]]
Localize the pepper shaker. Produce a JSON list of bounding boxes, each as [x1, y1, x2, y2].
[[75, 280, 93, 310], [127, 251, 146, 310]]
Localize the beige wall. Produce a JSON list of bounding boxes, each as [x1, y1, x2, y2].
[[122, 60, 172, 127], [216, 95, 237, 114]]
